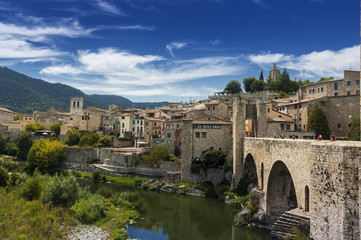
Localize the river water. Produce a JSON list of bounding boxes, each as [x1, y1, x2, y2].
[[124, 190, 270, 240]]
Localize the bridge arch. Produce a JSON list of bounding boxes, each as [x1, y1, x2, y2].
[[243, 153, 258, 193], [266, 160, 298, 216]]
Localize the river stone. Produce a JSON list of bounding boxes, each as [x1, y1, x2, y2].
[[186, 188, 203, 197], [235, 209, 252, 226], [251, 209, 275, 230], [160, 184, 175, 193], [148, 180, 161, 191], [225, 195, 231, 202]]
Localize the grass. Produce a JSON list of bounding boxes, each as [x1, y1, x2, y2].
[[0, 188, 74, 240]]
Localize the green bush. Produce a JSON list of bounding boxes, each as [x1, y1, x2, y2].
[[142, 145, 170, 165], [79, 133, 100, 147], [71, 194, 105, 223], [0, 157, 20, 171], [20, 170, 42, 201], [0, 134, 6, 154], [199, 149, 226, 167], [92, 171, 106, 183], [41, 174, 80, 207], [0, 166, 9, 187], [26, 139, 65, 174]]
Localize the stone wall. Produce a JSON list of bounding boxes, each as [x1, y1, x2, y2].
[[64, 147, 100, 163], [310, 141, 361, 240]]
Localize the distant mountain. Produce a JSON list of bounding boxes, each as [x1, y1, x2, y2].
[[91, 94, 169, 110], [0, 67, 168, 114], [0, 67, 106, 114]]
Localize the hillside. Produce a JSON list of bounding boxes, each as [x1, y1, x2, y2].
[[0, 67, 168, 114]]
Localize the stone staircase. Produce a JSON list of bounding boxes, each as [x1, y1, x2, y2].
[[271, 210, 310, 239]]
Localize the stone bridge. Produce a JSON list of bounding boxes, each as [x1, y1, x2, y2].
[[236, 137, 361, 240]]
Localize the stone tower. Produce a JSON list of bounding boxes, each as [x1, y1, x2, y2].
[[70, 97, 84, 114], [269, 63, 280, 81]]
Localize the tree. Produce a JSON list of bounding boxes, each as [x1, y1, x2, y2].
[[250, 79, 266, 92], [64, 130, 84, 146], [346, 117, 360, 141], [27, 138, 65, 174], [142, 145, 170, 165], [199, 149, 226, 167], [79, 133, 100, 147], [25, 123, 46, 132], [224, 80, 242, 94], [259, 71, 264, 81], [16, 131, 33, 160], [49, 122, 62, 135], [307, 104, 330, 138], [243, 77, 257, 92]]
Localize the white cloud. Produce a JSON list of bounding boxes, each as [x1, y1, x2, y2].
[[166, 42, 187, 58], [249, 45, 360, 78], [94, 0, 126, 16], [40, 48, 241, 97]]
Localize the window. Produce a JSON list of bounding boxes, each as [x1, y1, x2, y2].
[[303, 125, 306, 129], [202, 132, 207, 138], [318, 88, 320, 93], [122, 123, 124, 127], [356, 80, 360, 85], [334, 82, 338, 90], [347, 91, 351, 95], [146, 122, 149, 126], [210, 146, 213, 150], [280, 124, 284, 131], [312, 89, 315, 93], [309, 90, 311, 94], [122, 117, 125, 119], [357, 90, 360, 94], [287, 124, 290, 130], [347, 81, 351, 85], [337, 123, 341, 128], [334, 92, 338, 96], [207, 107, 210, 110], [321, 87, 324, 92], [70, 118, 73, 120], [196, 132, 200, 138], [212, 106, 215, 110]]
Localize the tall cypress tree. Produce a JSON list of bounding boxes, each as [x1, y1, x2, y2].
[[259, 71, 264, 81], [307, 104, 330, 138]]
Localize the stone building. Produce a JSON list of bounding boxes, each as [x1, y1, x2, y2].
[[70, 97, 84, 114], [299, 70, 360, 100], [269, 63, 281, 81], [0, 107, 16, 124]]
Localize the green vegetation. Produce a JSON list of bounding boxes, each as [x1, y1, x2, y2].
[[0, 166, 9, 187], [243, 77, 258, 92], [64, 130, 85, 146], [27, 139, 65, 174], [267, 68, 299, 94], [79, 132, 101, 147], [346, 117, 360, 141], [71, 194, 106, 224], [142, 145, 170, 165], [307, 104, 330, 138], [16, 131, 33, 160], [199, 149, 226, 167], [224, 80, 242, 94], [318, 77, 334, 83], [49, 122, 62, 135], [24, 123, 46, 132], [0, 134, 6, 153]]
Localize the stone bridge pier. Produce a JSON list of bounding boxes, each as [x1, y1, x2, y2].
[[237, 137, 361, 240]]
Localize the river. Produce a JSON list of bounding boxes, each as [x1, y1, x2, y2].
[[123, 190, 270, 240]]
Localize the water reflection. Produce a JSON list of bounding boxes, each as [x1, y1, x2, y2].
[[127, 190, 270, 240]]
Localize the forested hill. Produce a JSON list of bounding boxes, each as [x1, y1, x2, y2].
[[91, 94, 168, 109], [0, 67, 168, 114], [0, 67, 106, 114]]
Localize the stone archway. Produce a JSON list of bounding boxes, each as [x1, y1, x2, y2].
[[243, 153, 258, 193], [266, 160, 298, 216]]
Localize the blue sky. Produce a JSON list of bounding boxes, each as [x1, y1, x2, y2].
[[0, 0, 359, 102]]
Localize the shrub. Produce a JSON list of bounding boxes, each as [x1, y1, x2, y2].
[[79, 133, 100, 147], [5, 143, 18, 156], [27, 139, 65, 174], [0, 166, 9, 187], [0, 157, 20, 171], [71, 194, 105, 223], [112, 229, 128, 240], [199, 149, 226, 167], [346, 117, 360, 141], [20, 170, 42, 201], [92, 171, 106, 183], [97, 136, 113, 147], [0, 134, 6, 154], [41, 174, 80, 207], [16, 131, 33, 161]]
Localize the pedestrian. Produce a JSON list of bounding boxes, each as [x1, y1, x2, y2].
[[292, 134, 296, 140], [317, 135, 323, 141], [330, 133, 336, 141]]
